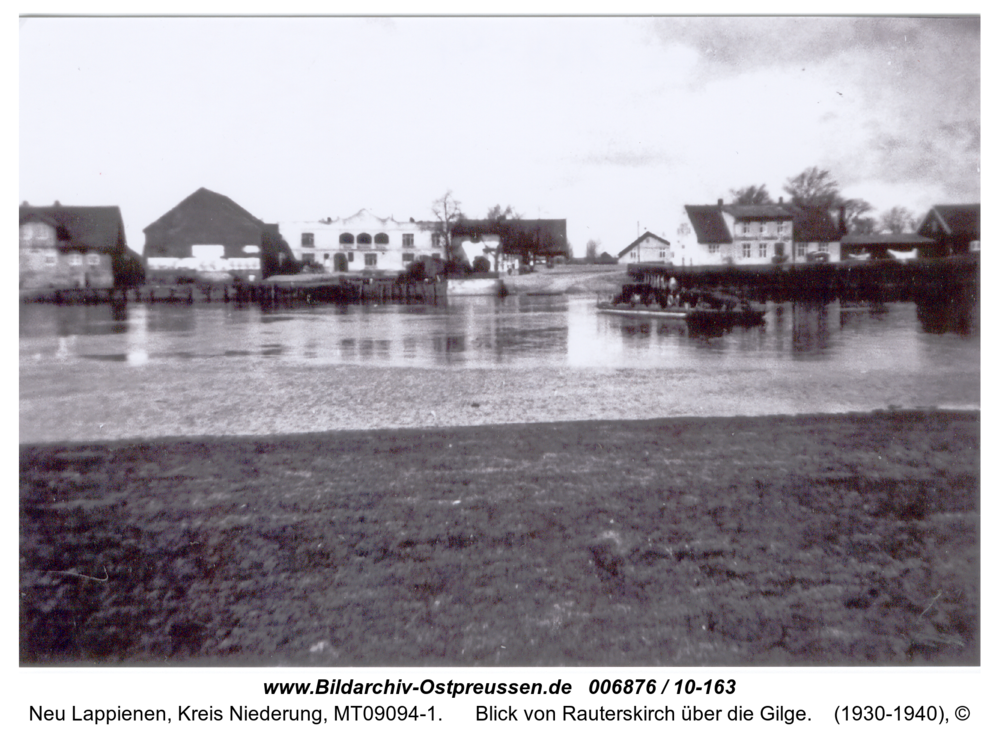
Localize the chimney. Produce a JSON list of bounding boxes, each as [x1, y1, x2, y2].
[[717, 198, 723, 206], [22, 201, 29, 207], [54, 200, 61, 207]]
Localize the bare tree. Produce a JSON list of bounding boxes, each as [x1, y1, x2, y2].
[[729, 184, 774, 205], [430, 190, 464, 263], [783, 167, 841, 210], [878, 206, 916, 234]]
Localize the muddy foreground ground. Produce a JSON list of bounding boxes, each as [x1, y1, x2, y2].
[[20, 410, 978, 666]]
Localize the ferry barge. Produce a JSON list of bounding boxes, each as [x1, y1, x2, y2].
[[597, 263, 765, 327]]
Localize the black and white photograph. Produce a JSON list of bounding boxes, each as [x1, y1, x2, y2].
[[18, 10, 980, 684]]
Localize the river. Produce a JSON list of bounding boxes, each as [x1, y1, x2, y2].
[[19, 295, 979, 443]]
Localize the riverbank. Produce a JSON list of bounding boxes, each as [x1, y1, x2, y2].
[[20, 410, 979, 666], [502, 264, 628, 296]]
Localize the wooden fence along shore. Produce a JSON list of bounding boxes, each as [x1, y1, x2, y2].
[[19, 255, 977, 308], [630, 254, 979, 304], [20, 274, 445, 307]]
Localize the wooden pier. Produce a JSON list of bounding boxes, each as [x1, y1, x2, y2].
[[632, 254, 979, 304]]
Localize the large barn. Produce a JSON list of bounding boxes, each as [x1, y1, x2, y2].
[[143, 188, 296, 282]]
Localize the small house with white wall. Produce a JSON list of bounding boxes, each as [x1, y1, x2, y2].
[[618, 231, 672, 264]]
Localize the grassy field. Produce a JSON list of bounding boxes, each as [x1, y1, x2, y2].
[[19, 410, 978, 666]]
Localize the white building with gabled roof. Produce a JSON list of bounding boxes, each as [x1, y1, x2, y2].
[[618, 231, 672, 264]]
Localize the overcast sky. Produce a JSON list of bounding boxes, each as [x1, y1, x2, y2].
[[19, 15, 980, 256]]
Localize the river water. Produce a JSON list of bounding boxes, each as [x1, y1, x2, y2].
[[19, 295, 979, 443]]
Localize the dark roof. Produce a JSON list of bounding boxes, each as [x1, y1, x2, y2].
[[452, 218, 569, 256], [721, 204, 794, 220], [791, 206, 842, 242], [684, 205, 732, 244], [142, 187, 270, 258], [618, 231, 671, 258], [19, 204, 126, 252], [144, 187, 264, 234], [841, 233, 935, 246], [918, 204, 980, 238]]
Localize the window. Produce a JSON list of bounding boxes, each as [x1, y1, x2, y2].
[[364, 253, 377, 266], [68, 253, 83, 266], [781, 221, 791, 235], [339, 233, 354, 245], [432, 234, 441, 248], [431, 252, 440, 260], [658, 250, 666, 260], [402, 253, 415, 263], [760, 222, 770, 236], [818, 242, 829, 253], [302, 232, 314, 247], [348, 252, 354, 262], [44, 253, 57, 266], [357, 233, 372, 246], [374, 232, 389, 245], [87, 253, 100, 266], [302, 253, 315, 263], [743, 243, 752, 258], [758, 243, 767, 258], [796, 243, 807, 257], [403, 233, 414, 247], [707, 244, 719, 254]]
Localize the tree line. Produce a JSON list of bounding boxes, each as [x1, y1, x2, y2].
[[729, 167, 918, 234]]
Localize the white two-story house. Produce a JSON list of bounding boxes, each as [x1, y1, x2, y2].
[[278, 210, 442, 273], [675, 200, 794, 267], [674, 198, 842, 266]]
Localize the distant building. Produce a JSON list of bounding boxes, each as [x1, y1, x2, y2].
[[618, 231, 672, 264], [19, 201, 141, 290], [916, 204, 980, 257], [278, 210, 441, 274], [677, 199, 796, 266], [143, 188, 294, 282], [452, 219, 570, 269]]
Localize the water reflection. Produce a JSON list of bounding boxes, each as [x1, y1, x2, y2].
[[791, 302, 832, 356], [915, 291, 978, 336], [19, 294, 978, 375]]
